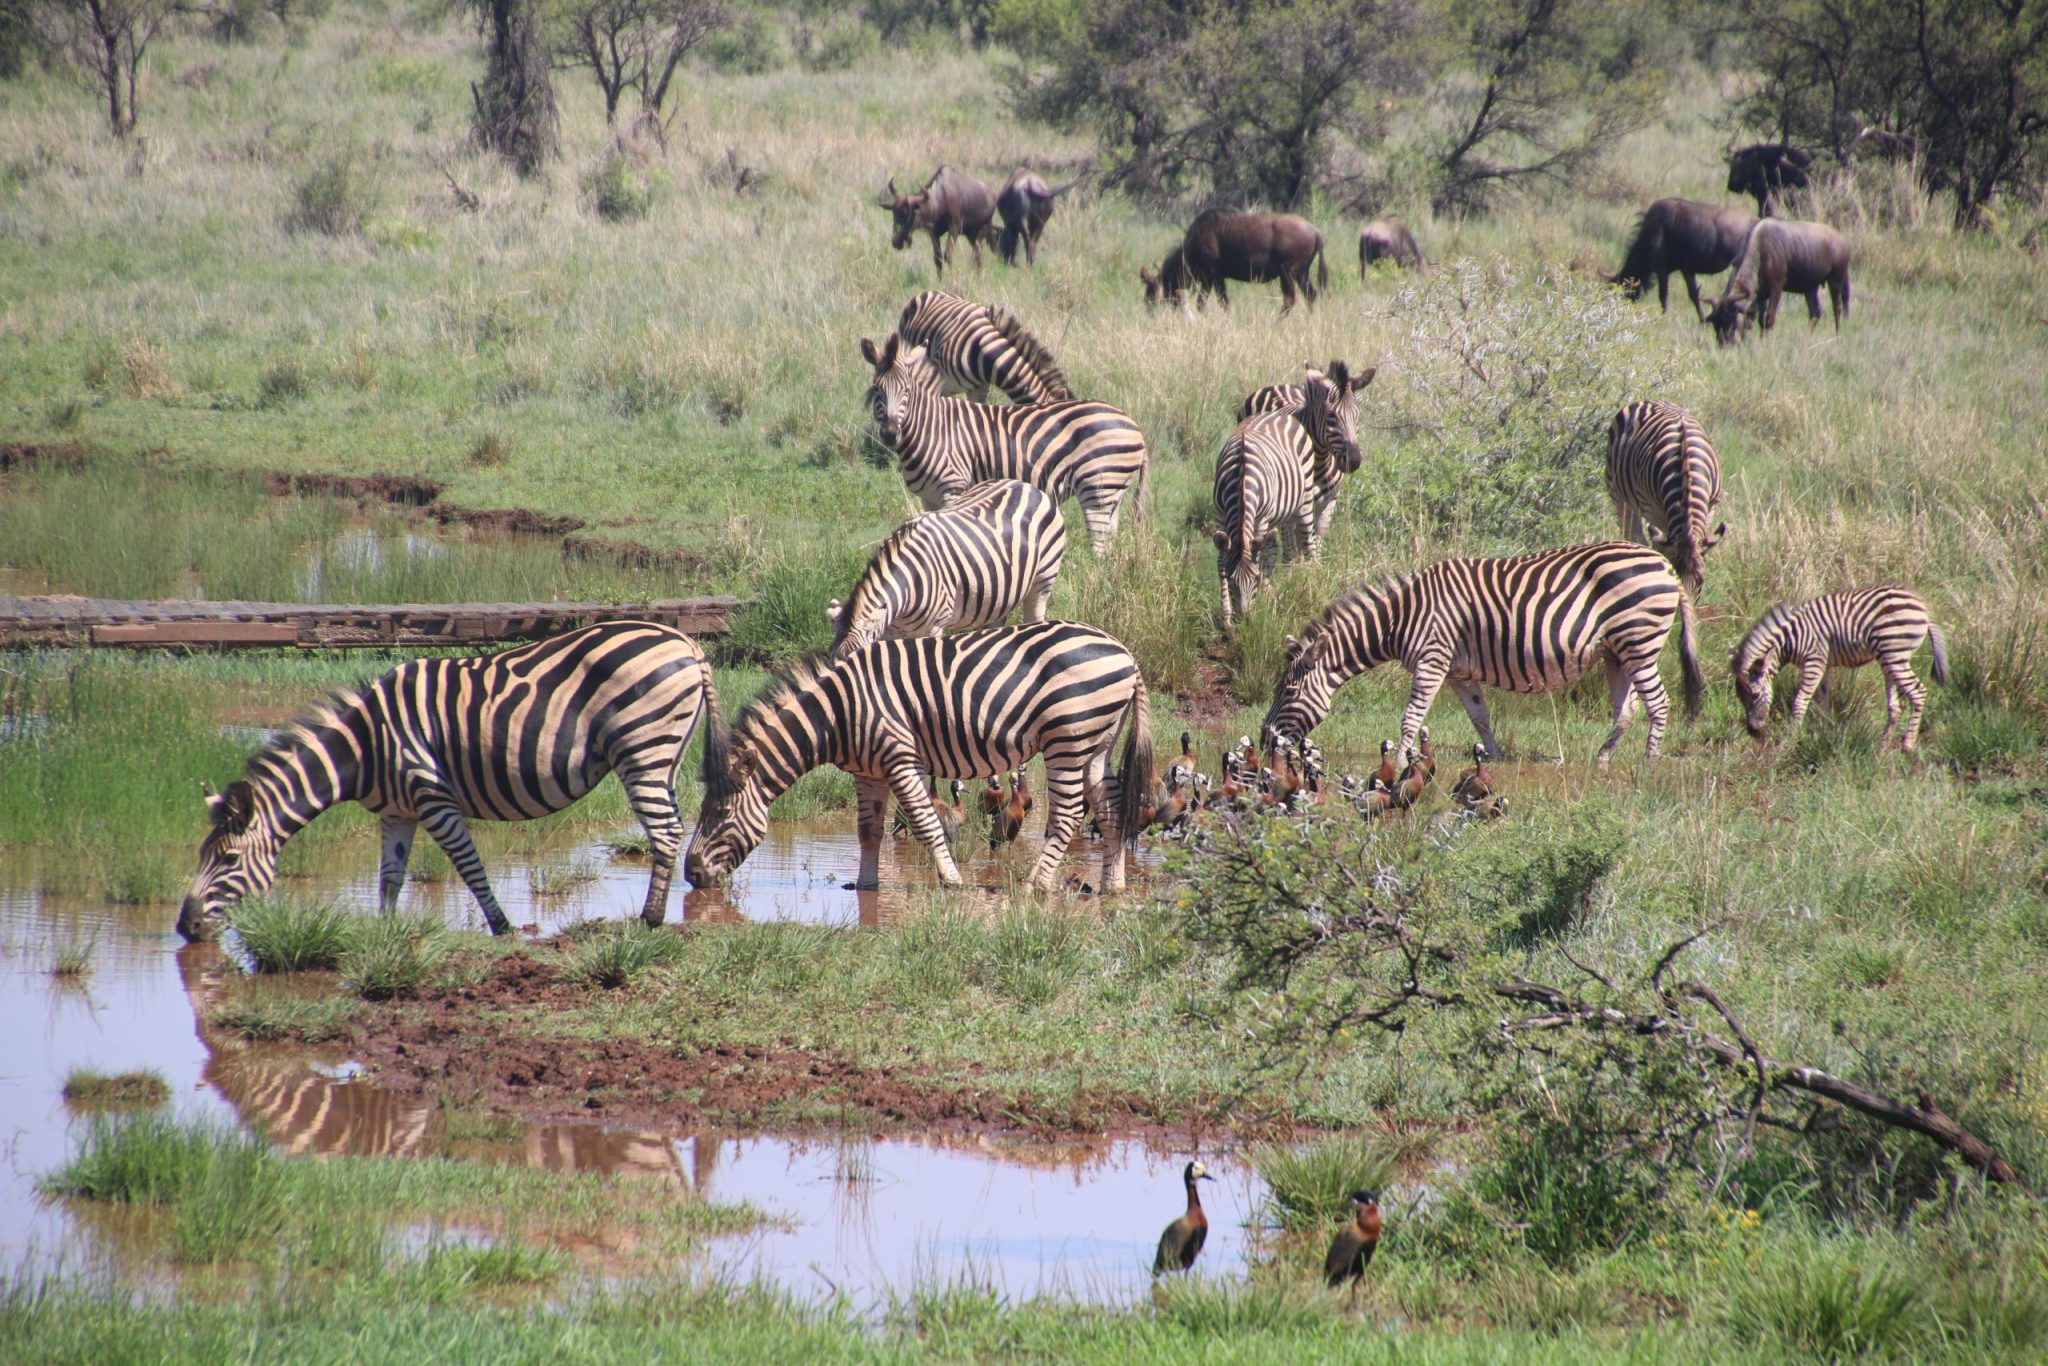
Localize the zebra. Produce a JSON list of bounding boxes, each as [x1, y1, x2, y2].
[[1215, 361, 1373, 627], [177, 621, 715, 940], [1605, 401, 1726, 596], [827, 479, 1066, 656], [861, 333, 1148, 553], [684, 620, 1153, 895], [896, 290, 1075, 403], [1732, 586, 1947, 750], [1263, 542, 1704, 764]]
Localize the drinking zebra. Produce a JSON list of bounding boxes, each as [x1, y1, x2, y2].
[[1732, 586, 1947, 750], [862, 333, 1148, 552], [827, 479, 1066, 656], [1606, 400, 1725, 596], [896, 290, 1075, 403], [1215, 361, 1373, 627], [1264, 542, 1704, 764], [177, 621, 715, 940], [684, 620, 1152, 894]]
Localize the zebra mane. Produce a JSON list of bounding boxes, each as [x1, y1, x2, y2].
[[704, 654, 839, 795], [1732, 601, 1796, 672], [231, 685, 368, 804], [984, 305, 1074, 400]]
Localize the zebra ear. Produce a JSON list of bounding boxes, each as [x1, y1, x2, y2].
[[1351, 366, 1376, 392], [1283, 634, 1302, 659], [1645, 524, 1669, 544], [825, 599, 843, 626], [1707, 521, 1728, 547], [880, 334, 900, 372], [220, 780, 254, 834], [860, 336, 880, 368], [1211, 528, 1230, 550]]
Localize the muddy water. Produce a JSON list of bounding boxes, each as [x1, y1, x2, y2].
[[0, 855, 1251, 1305]]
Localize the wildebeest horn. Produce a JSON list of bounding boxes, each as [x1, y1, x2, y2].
[[875, 178, 898, 208]]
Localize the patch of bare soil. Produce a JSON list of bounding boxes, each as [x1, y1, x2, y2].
[[261, 471, 445, 506], [0, 441, 87, 473], [562, 534, 711, 574], [428, 505, 586, 537], [1173, 647, 1247, 727], [346, 954, 1195, 1140]]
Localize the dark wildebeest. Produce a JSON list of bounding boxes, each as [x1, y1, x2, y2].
[[877, 166, 998, 272], [995, 170, 1082, 267], [1727, 143, 1813, 217], [1703, 218, 1852, 345], [1606, 198, 1756, 318], [1357, 217, 1424, 276], [1139, 210, 1328, 314]]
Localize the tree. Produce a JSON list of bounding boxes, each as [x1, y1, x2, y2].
[[1004, 0, 1421, 209], [1429, 0, 1664, 215], [1739, 0, 2048, 227], [468, 0, 559, 177], [551, 0, 725, 130], [36, 0, 180, 137]]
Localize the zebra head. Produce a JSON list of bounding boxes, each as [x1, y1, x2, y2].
[[1303, 360, 1374, 474], [862, 333, 938, 450], [684, 707, 770, 888], [1263, 631, 1337, 747], [1213, 527, 1271, 625], [178, 779, 282, 940], [1731, 606, 1791, 739]]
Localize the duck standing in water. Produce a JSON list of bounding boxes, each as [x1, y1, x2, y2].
[[1153, 1159, 1216, 1275]]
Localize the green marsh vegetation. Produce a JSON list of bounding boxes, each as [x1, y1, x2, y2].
[[2, 0, 2046, 1356]]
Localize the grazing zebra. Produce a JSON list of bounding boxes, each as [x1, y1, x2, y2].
[[827, 479, 1066, 656], [862, 333, 1148, 552], [1216, 361, 1374, 627], [1263, 542, 1704, 764], [177, 622, 715, 940], [1605, 401, 1726, 596], [1732, 586, 1947, 750], [684, 620, 1152, 894], [897, 290, 1075, 403]]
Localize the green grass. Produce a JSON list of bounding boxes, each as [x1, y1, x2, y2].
[[1251, 1135, 1401, 1233], [209, 992, 361, 1043], [230, 897, 356, 973], [61, 1069, 172, 1110], [339, 914, 450, 1000]]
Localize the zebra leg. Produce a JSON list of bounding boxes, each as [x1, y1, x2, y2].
[[1079, 490, 1116, 553], [1027, 762, 1089, 891], [853, 776, 889, 890], [887, 762, 963, 885], [378, 815, 417, 911], [1788, 659, 1826, 726], [1594, 655, 1657, 764], [1884, 656, 1928, 751], [616, 757, 685, 927], [1445, 679, 1500, 759], [1020, 573, 1055, 624], [416, 800, 512, 936]]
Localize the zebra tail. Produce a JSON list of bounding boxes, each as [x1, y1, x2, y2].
[[698, 676, 732, 796], [1928, 621, 1949, 687], [1117, 672, 1154, 849], [1678, 590, 1705, 721]]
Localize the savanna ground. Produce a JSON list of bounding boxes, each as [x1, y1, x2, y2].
[[3, 2, 2048, 1359]]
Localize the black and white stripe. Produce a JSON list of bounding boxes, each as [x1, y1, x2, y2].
[[896, 290, 1074, 403], [1215, 362, 1372, 626], [686, 620, 1153, 894], [1264, 542, 1704, 763], [1606, 401, 1725, 595], [178, 622, 714, 938], [829, 479, 1066, 656], [1732, 586, 1947, 749], [862, 333, 1148, 552]]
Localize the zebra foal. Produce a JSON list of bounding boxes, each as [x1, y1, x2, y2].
[[896, 290, 1074, 403], [827, 479, 1066, 656], [862, 333, 1148, 552], [1605, 401, 1725, 595], [684, 621, 1153, 894], [1215, 360, 1373, 627], [178, 622, 715, 939], [1733, 586, 1947, 750], [1264, 542, 1704, 764]]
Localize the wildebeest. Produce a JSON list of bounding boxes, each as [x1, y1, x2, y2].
[[877, 166, 998, 272], [1357, 217, 1424, 276], [1703, 218, 1852, 345], [995, 170, 1081, 266], [1727, 143, 1813, 217], [1140, 210, 1328, 313], [1606, 198, 1756, 318]]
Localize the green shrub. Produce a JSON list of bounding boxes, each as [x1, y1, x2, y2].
[[229, 897, 354, 973], [1935, 700, 2037, 774], [587, 151, 649, 224], [340, 915, 449, 1000], [722, 549, 866, 663], [1472, 1115, 1672, 1267], [256, 357, 311, 409], [288, 150, 380, 235], [1251, 1134, 1398, 1232], [703, 9, 781, 73]]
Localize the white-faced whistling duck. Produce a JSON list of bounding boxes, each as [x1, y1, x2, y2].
[[980, 773, 1005, 817], [1452, 742, 1493, 808], [991, 773, 1024, 846], [1356, 786, 1396, 820], [1394, 748, 1428, 808], [935, 779, 965, 844], [1416, 725, 1437, 782], [1016, 766, 1035, 816], [1170, 731, 1197, 788], [1375, 739, 1398, 792], [1153, 1159, 1216, 1275], [1323, 1188, 1382, 1297], [1155, 774, 1193, 834], [1238, 735, 1260, 779]]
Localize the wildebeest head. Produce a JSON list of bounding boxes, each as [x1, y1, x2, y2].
[[876, 176, 925, 250], [860, 333, 939, 448], [1302, 360, 1374, 474], [1726, 143, 1812, 212], [178, 779, 282, 941], [1701, 293, 1751, 346], [1139, 253, 1186, 308]]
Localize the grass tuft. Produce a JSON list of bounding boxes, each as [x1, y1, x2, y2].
[[1716, 1240, 1924, 1359], [340, 915, 450, 1000], [565, 922, 688, 989], [1251, 1134, 1399, 1232], [61, 1070, 171, 1110], [209, 992, 360, 1042], [229, 897, 355, 973]]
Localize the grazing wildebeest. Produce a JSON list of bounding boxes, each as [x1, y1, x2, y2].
[[1357, 217, 1424, 276], [995, 170, 1081, 266], [877, 166, 998, 272], [1703, 218, 1852, 345], [1139, 210, 1328, 313], [1606, 198, 1756, 318], [1727, 143, 1813, 217]]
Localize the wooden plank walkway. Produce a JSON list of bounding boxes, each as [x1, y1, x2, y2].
[[0, 596, 741, 650]]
